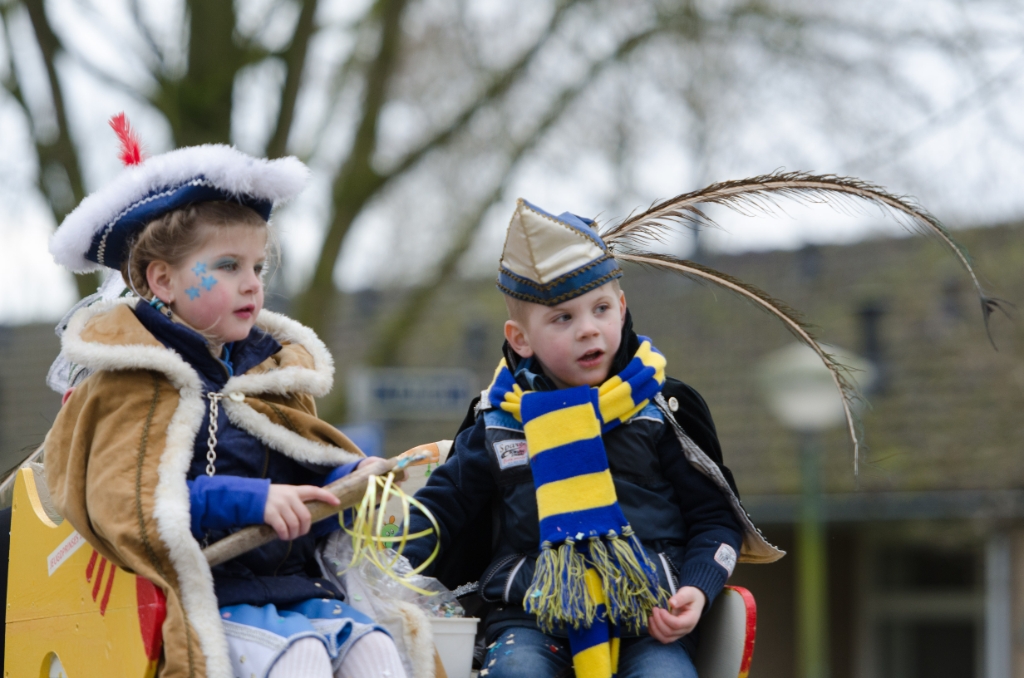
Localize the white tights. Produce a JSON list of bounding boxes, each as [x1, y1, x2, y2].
[[268, 638, 333, 678], [267, 631, 408, 678]]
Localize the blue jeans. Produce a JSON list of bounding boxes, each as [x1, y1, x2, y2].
[[482, 627, 699, 678]]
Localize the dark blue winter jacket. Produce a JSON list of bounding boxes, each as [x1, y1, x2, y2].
[[403, 316, 744, 646]]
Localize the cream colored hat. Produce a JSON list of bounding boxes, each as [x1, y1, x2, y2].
[[497, 199, 622, 305]]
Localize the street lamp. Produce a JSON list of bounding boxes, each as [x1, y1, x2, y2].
[[759, 343, 875, 678]]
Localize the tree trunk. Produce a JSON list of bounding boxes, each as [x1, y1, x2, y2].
[[266, 0, 320, 159], [292, 0, 408, 335], [157, 2, 249, 147], [20, 0, 98, 297]]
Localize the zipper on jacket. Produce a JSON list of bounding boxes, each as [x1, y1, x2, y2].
[[478, 552, 526, 603], [658, 553, 679, 594], [503, 555, 528, 603]]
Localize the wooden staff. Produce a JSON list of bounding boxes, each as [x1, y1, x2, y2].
[[202, 456, 399, 567]]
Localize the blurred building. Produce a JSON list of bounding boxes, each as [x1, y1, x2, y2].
[[2, 222, 1021, 678]]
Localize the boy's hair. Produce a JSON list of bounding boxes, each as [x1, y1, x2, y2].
[[121, 201, 267, 298], [504, 278, 622, 324]]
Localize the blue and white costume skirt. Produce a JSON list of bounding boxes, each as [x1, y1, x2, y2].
[[220, 598, 385, 677]]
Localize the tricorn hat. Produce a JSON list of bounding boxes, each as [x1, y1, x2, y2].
[[50, 114, 309, 273]]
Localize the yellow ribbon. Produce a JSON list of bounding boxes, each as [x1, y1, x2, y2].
[[342, 471, 443, 597]]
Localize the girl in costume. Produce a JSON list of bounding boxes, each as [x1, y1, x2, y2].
[[42, 115, 408, 678]]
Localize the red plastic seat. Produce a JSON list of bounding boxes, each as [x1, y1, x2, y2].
[[694, 585, 757, 678]]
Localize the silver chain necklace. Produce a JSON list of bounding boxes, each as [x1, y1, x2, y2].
[[206, 392, 224, 477]]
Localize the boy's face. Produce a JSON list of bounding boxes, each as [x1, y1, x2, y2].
[[505, 283, 627, 389], [150, 223, 267, 345]]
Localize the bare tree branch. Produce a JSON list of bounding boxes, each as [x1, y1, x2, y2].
[[75, 0, 161, 74], [1, 11, 26, 103], [292, 0, 410, 332], [266, 0, 319, 159], [300, 11, 378, 159], [315, 23, 666, 420], [293, 0, 591, 334], [59, 40, 154, 98], [20, 0, 97, 297], [130, 0, 165, 67], [843, 49, 1024, 172], [379, 0, 585, 183], [361, 25, 661, 370]]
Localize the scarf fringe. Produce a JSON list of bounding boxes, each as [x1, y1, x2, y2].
[[524, 531, 667, 634], [586, 537, 622, 617], [525, 539, 596, 630]]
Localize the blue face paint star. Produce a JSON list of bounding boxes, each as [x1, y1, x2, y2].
[[200, 275, 217, 291], [191, 262, 207, 276], [185, 287, 201, 300]]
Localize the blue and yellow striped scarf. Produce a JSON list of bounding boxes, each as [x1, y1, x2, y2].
[[487, 338, 669, 678]]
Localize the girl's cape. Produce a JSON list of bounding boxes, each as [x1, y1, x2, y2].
[[43, 298, 362, 678]]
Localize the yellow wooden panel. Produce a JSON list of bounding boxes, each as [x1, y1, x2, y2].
[[5, 612, 157, 678], [5, 469, 158, 678]]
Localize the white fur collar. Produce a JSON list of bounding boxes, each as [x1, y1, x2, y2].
[[224, 305, 335, 398], [60, 297, 335, 394]]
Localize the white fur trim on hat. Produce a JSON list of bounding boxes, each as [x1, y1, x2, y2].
[[50, 145, 309, 273]]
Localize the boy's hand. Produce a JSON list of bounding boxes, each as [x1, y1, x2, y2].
[[264, 485, 340, 541], [355, 455, 407, 483], [648, 586, 706, 644]]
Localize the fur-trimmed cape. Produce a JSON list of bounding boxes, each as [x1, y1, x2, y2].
[[43, 299, 362, 678]]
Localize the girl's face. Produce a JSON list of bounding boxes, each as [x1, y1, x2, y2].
[[157, 224, 267, 346]]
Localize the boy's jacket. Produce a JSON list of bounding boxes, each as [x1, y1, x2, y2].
[[43, 299, 362, 678], [414, 313, 782, 602]]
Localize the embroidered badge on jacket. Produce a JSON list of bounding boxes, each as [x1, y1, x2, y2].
[[714, 543, 737, 575], [493, 439, 529, 470]]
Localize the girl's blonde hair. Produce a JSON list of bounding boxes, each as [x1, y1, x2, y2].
[[121, 201, 268, 298]]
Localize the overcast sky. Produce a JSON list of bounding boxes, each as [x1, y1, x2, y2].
[[2, 0, 1024, 325]]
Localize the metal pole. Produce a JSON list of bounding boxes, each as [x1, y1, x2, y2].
[[797, 431, 828, 678], [985, 532, 1011, 678]]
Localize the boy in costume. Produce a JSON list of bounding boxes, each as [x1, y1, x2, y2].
[[403, 199, 783, 678]]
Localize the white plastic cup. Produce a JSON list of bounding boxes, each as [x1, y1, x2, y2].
[[430, 617, 479, 678]]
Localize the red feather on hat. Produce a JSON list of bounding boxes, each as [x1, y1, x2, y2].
[[108, 113, 144, 166]]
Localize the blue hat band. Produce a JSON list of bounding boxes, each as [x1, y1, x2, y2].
[[87, 177, 273, 270], [497, 254, 623, 306]]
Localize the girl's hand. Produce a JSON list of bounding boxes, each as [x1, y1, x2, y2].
[[263, 484, 340, 541], [648, 586, 706, 644]]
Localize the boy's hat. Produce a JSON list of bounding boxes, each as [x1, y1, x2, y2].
[[50, 115, 309, 273], [497, 198, 622, 306]]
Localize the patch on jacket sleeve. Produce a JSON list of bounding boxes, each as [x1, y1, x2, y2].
[[493, 439, 529, 471], [714, 543, 737, 576]]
